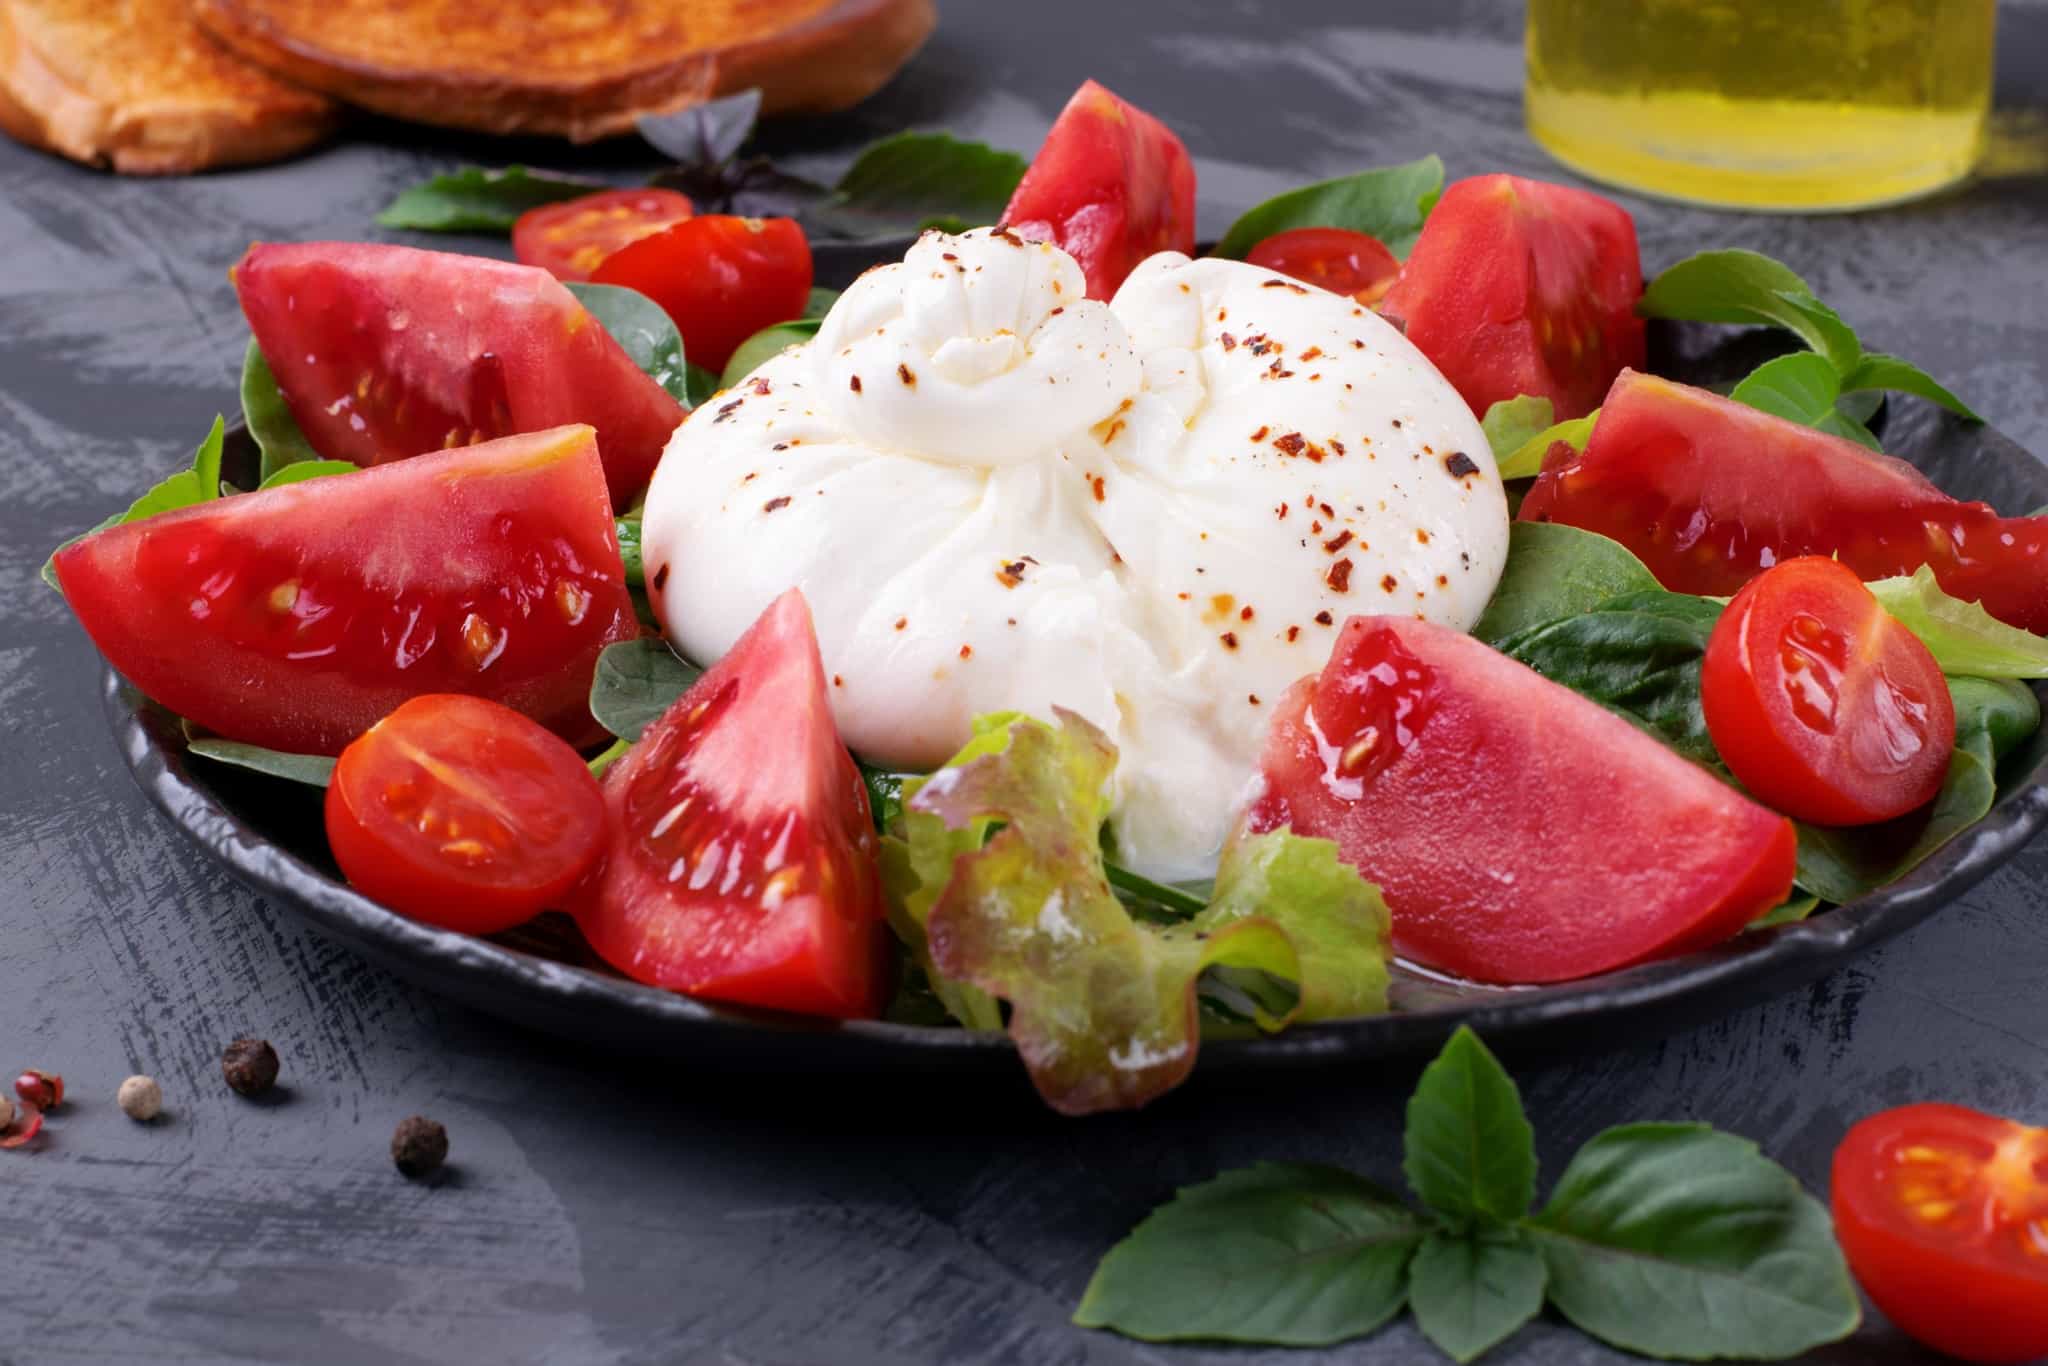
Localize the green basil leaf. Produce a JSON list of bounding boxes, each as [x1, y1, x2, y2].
[[1751, 891, 1821, 929], [564, 281, 692, 405], [720, 319, 821, 389], [43, 416, 227, 594], [1867, 564, 2048, 678], [1639, 249, 1863, 374], [376, 165, 599, 233], [187, 739, 335, 788], [1527, 1122, 1861, 1359], [686, 364, 721, 408], [1471, 523, 1659, 646], [804, 286, 840, 320], [636, 88, 761, 168], [240, 340, 324, 482], [1403, 1026, 1536, 1225], [1407, 1231, 1546, 1364], [589, 638, 702, 742], [1494, 604, 1722, 768], [1840, 351, 1981, 421], [1728, 352, 1880, 450], [257, 460, 357, 490], [1073, 1162, 1422, 1345], [1212, 155, 1445, 260], [817, 132, 1028, 240]]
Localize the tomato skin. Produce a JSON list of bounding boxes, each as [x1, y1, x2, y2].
[[1246, 227, 1400, 306], [1522, 369, 2048, 632], [590, 215, 812, 374], [1703, 558, 1955, 826], [1833, 1103, 2048, 1364], [574, 589, 888, 1018], [326, 695, 607, 933], [234, 242, 685, 506], [1001, 79, 1197, 301], [55, 425, 637, 755], [1244, 615, 1795, 983], [513, 188, 695, 282], [1378, 174, 1645, 419]]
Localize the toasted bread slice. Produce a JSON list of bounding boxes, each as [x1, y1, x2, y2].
[[196, 0, 932, 143], [712, 0, 935, 116], [0, 0, 336, 174]]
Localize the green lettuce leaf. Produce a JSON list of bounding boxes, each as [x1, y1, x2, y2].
[[1471, 523, 1659, 646], [1212, 156, 1445, 261], [1868, 565, 2048, 678]]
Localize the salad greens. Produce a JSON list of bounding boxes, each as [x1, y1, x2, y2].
[[1728, 351, 1883, 449], [376, 165, 600, 232], [42, 416, 227, 593], [186, 739, 336, 787], [1470, 523, 1658, 645], [1211, 155, 1445, 260], [1077, 1027, 1860, 1361], [810, 131, 1028, 238], [588, 639, 702, 743], [1868, 565, 2048, 678], [240, 341, 323, 481], [563, 283, 694, 406]]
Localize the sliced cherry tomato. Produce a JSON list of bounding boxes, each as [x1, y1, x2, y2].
[[574, 589, 887, 1017], [1522, 369, 2048, 632], [55, 425, 637, 755], [1379, 174, 1645, 419], [1246, 227, 1401, 306], [1001, 79, 1196, 301], [235, 242, 685, 506], [1244, 615, 1795, 984], [326, 695, 606, 933], [590, 215, 812, 373], [1703, 557, 1954, 826], [1833, 1103, 2048, 1364], [513, 188, 695, 282]]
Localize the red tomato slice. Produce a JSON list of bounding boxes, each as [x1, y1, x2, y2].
[[1000, 78, 1197, 301], [1246, 227, 1401, 306], [1243, 615, 1795, 983], [1522, 369, 2048, 632], [590, 215, 812, 374], [1378, 174, 1645, 420], [1703, 557, 1954, 826], [235, 241, 685, 506], [55, 425, 637, 755], [574, 589, 887, 1017], [1833, 1103, 2048, 1364], [513, 188, 695, 282], [326, 695, 607, 933]]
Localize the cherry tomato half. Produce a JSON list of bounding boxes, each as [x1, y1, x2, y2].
[[513, 188, 696, 283], [326, 694, 607, 934], [1246, 227, 1401, 306], [590, 214, 813, 373], [1833, 1103, 2048, 1364], [1702, 556, 1954, 826]]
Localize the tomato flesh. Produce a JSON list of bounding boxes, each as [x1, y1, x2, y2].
[[513, 188, 695, 282], [326, 694, 606, 933], [1522, 369, 2048, 632], [56, 425, 637, 755], [235, 241, 685, 506], [1246, 227, 1400, 306], [590, 215, 812, 374], [1001, 79, 1197, 301], [1833, 1103, 2048, 1364], [1379, 174, 1645, 420], [574, 589, 887, 1017], [1244, 615, 1795, 983]]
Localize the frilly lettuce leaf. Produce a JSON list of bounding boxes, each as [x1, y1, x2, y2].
[[1867, 565, 2048, 678]]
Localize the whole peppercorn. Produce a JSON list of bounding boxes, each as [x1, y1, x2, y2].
[[14, 1069, 62, 1110], [390, 1115, 448, 1179], [221, 1038, 279, 1097], [117, 1075, 163, 1122]]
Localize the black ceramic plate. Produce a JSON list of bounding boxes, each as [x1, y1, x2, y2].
[[99, 241, 2048, 1076]]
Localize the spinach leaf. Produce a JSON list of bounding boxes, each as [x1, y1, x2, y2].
[[376, 166, 600, 233], [258, 460, 357, 490], [1402, 1026, 1536, 1226], [1495, 603, 1722, 768], [43, 417, 227, 593], [720, 319, 820, 389], [636, 88, 761, 168], [240, 340, 324, 481], [1212, 156, 1445, 260], [1471, 522, 1659, 646], [1639, 249, 1862, 373], [1841, 351, 1981, 421], [1073, 1162, 1422, 1345], [1729, 351, 1880, 449], [186, 739, 335, 788], [812, 132, 1028, 239], [1407, 1231, 1546, 1364], [564, 282, 692, 405], [588, 638, 701, 742], [1526, 1123, 1860, 1359], [686, 364, 720, 407], [1868, 565, 2048, 678]]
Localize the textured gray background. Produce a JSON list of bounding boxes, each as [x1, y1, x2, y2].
[[3, 1, 2046, 1362]]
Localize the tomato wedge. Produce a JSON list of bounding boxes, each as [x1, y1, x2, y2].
[[590, 215, 812, 374], [1246, 227, 1401, 306], [1000, 78, 1196, 301], [1833, 1103, 2048, 1364], [235, 242, 685, 505], [1244, 615, 1795, 983], [55, 425, 637, 755], [574, 589, 887, 1017], [327, 695, 606, 933], [1379, 174, 1645, 420], [513, 188, 695, 282], [1703, 557, 1954, 826], [1522, 369, 2048, 632]]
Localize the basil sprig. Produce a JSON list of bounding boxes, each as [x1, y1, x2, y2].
[[1212, 155, 1445, 260], [375, 166, 601, 233], [1076, 1027, 1860, 1361]]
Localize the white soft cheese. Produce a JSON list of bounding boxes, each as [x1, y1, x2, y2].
[[641, 228, 1508, 879]]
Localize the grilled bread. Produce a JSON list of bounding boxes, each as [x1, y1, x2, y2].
[[0, 0, 336, 174], [195, 0, 936, 142]]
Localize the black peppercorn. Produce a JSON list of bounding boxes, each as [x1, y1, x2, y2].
[[391, 1116, 448, 1179], [221, 1038, 279, 1097]]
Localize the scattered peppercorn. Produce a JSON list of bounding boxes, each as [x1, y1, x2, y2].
[[391, 1116, 449, 1179], [117, 1075, 163, 1122], [222, 1038, 279, 1097], [14, 1069, 62, 1110]]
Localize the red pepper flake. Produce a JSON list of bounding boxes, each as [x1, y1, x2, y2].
[[713, 399, 743, 423], [1310, 520, 1324, 534], [992, 227, 1024, 246], [1390, 418, 1402, 428], [1436, 574, 1450, 587], [1049, 305, 1065, 316], [1444, 451, 1480, 479], [1416, 528, 1431, 544], [749, 377, 772, 396], [1250, 424, 1269, 442], [763, 496, 792, 513], [1089, 475, 1106, 502], [1380, 573, 1398, 593], [1249, 693, 1261, 705], [1220, 332, 1238, 351], [1274, 432, 1306, 457], [1220, 631, 1239, 650], [894, 616, 907, 631], [1305, 442, 1327, 463], [959, 644, 973, 660], [1177, 592, 1190, 601], [898, 363, 917, 387], [1102, 419, 1125, 444], [1326, 559, 1354, 592], [942, 252, 959, 261], [1351, 338, 1366, 349], [1324, 529, 1353, 553], [652, 564, 670, 592], [1300, 346, 1323, 361], [1239, 605, 1255, 622], [995, 558, 1031, 589], [1275, 503, 1289, 521], [832, 674, 844, 688], [1314, 610, 1334, 626], [1265, 358, 1295, 379], [1286, 625, 1300, 642], [771, 442, 789, 452], [1217, 307, 1228, 321], [1319, 502, 1335, 519], [1245, 334, 1274, 356], [1330, 439, 1346, 456], [849, 376, 863, 394]]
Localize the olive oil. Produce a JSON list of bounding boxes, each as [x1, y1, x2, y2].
[[1525, 0, 1996, 212]]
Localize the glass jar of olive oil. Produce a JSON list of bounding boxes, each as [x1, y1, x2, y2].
[[1525, 0, 1996, 212]]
